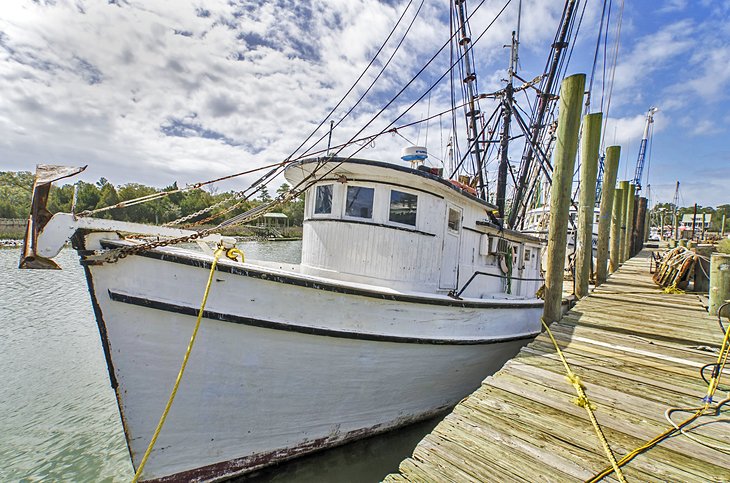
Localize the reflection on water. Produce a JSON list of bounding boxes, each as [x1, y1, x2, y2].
[[0, 242, 441, 482]]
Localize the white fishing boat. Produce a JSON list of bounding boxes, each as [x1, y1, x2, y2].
[[21, 157, 545, 481], [18, 0, 590, 480]]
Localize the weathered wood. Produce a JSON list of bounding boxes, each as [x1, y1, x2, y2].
[[622, 184, 636, 262], [694, 245, 713, 294], [709, 253, 730, 316], [576, 112, 602, 298], [387, 250, 727, 482], [633, 196, 648, 255], [544, 73, 586, 323], [596, 145, 620, 284], [611, 185, 626, 272]]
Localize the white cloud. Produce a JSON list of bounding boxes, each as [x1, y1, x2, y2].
[[657, 0, 688, 14], [0, 0, 726, 209]]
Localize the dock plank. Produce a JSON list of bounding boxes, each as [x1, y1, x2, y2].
[[385, 250, 728, 482]]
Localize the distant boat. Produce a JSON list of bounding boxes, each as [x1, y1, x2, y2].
[[523, 204, 600, 270], [17, 0, 588, 479]]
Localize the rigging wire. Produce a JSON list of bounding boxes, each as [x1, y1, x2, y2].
[[163, 0, 427, 227], [586, 0, 609, 113], [82, 0, 419, 224], [85, 0, 514, 233], [286, 0, 417, 161], [286, 0, 513, 188], [600, 0, 613, 114], [298, 0, 426, 160], [235, 0, 498, 204], [600, 0, 625, 151]]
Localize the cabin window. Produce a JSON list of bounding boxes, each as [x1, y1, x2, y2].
[[314, 184, 333, 214], [345, 186, 374, 218], [447, 208, 461, 232], [389, 190, 418, 226]]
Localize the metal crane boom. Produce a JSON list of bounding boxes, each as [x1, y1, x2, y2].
[[633, 106, 658, 191]]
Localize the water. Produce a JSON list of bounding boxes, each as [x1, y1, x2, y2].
[[0, 243, 442, 482]]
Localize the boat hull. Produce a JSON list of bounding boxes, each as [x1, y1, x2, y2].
[[80, 245, 542, 481]]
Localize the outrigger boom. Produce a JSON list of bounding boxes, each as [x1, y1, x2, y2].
[[19, 164, 230, 270]]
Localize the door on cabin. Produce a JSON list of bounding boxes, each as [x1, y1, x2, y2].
[[439, 205, 462, 290]]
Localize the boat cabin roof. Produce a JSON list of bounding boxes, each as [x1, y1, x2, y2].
[[284, 157, 497, 211]]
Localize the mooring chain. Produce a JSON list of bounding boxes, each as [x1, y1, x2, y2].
[[93, 189, 300, 264], [162, 194, 237, 227], [97, 230, 210, 264]]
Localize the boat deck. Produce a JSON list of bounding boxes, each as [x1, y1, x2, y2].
[[385, 249, 729, 482]]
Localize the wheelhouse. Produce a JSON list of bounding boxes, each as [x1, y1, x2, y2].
[[285, 157, 544, 298]]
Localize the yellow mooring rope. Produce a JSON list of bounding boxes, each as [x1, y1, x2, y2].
[[587, 316, 730, 482], [539, 318, 627, 483], [131, 245, 227, 482]]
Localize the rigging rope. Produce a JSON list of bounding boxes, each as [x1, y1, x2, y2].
[[297, 0, 426, 161], [87, 0, 516, 255], [286, 0, 417, 162]]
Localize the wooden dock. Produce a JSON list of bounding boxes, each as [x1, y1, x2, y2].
[[385, 250, 729, 482]]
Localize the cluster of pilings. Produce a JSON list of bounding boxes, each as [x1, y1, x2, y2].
[[543, 73, 730, 323], [542, 74, 669, 323]]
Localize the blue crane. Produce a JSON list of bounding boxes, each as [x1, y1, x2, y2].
[[633, 106, 658, 192]]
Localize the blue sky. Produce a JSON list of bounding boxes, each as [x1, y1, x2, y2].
[[0, 0, 727, 207]]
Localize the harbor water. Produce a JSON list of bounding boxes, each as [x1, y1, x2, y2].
[[0, 242, 441, 482]]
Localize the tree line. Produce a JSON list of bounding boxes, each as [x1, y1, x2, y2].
[[0, 171, 304, 227], [1, 170, 726, 233]]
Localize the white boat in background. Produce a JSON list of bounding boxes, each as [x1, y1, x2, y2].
[[523, 204, 600, 271]]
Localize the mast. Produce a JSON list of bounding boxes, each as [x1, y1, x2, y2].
[[633, 106, 658, 192], [672, 181, 680, 240], [507, 0, 578, 229], [496, 29, 517, 221], [454, 0, 485, 199]]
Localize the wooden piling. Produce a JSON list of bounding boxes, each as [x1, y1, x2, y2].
[[609, 186, 624, 273], [622, 184, 636, 262], [575, 113, 602, 298], [596, 146, 620, 284], [617, 181, 630, 264], [694, 245, 713, 294], [709, 253, 730, 316], [543, 73, 585, 323], [633, 197, 647, 255]]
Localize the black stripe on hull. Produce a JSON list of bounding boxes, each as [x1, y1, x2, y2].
[[97, 240, 545, 310], [108, 290, 539, 346]]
